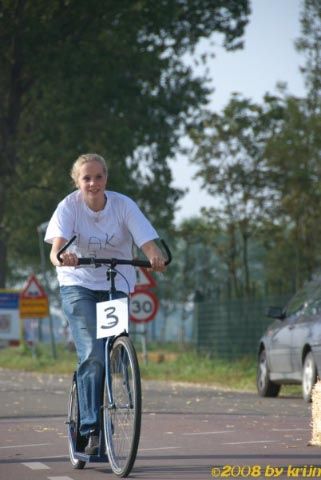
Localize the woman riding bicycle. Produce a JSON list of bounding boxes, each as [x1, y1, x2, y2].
[[45, 153, 166, 455]]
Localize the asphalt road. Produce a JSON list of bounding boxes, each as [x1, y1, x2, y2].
[[1, 368, 321, 480]]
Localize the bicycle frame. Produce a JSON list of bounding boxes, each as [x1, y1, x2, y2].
[[103, 263, 129, 411], [60, 236, 172, 474]]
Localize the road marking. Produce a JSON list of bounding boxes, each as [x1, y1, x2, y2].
[[47, 477, 75, 480], [0, 416, 66, 425], [272, 428, 309, 432], [139, 446, 180, 451], [22, 462, 51, 470], [223, 440, 278, 445], [30, 455, 69, 460], [183, 430, 233, 436], [0, 442, 51, 449]]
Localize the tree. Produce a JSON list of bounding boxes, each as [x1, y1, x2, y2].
[[177, 216, 231, 300], [296, 0, 321, 112], [174, 1, 321, 298], [0, 0, 250, 287], [263, 95, 321, 291], [188, 95, 278, 296], [187, 90, 321, 296]]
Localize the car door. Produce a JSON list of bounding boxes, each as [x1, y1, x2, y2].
[[291, 291, 321, 376], [268, 287, 310, 376], [268, 313, 297, 374], [290, 311, 313, 379]]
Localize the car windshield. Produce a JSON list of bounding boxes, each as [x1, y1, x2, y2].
[[285, 280, 321, 317]]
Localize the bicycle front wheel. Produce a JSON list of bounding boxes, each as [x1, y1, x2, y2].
[[67, 376, 86, 469], [103, 336, 141, 477]]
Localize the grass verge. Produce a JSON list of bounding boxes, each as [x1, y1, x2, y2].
[[139, 351, 257, 391], [0, 343, 256, 390], [0, 343, 301, 396], [0, 343, 78, 375]]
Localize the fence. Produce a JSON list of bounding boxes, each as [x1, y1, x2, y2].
[[42, 292, 291, 360], [194, 295, 290, 360], [132, 294, 290, 360]]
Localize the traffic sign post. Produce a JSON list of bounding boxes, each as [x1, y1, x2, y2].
[[132, 267, 159, 364], [19, 274, 55, 357]]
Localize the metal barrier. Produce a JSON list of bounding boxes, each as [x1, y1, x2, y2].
[[194, 295, 290, 360]]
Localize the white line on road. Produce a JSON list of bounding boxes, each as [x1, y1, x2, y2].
[[139, 446, 180, 451], [22, 462, 51, 470], [0, 442, 51, 449], [223, 440, 278, 445], [0, 416, 65, 424], [272, 428, 309, 432], [28, 455, 68, 460], [47, 477, 75, 480], [182, 430, 234, 436]]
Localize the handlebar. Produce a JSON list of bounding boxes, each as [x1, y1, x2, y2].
[[56, 235, 172, 268]]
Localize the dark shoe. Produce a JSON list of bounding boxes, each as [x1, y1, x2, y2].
[[84, 434, 99, 455]]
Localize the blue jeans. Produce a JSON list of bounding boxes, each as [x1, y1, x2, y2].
[[61, 285, 126, 436]]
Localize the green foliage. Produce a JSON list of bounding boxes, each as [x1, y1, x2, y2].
[[0, 343, 257, 390], [176, 217, 222, 300], [296, 0, 321, 110], [140, 351, 257, 391], [186, 95, 278, 297], [178, 86, 321, 298], [0, 343, 303, 396], [168, 2, 321, 301], [0, 0, 250, 286], [262, 96, 321, 291], [0, 343, 77, 374]]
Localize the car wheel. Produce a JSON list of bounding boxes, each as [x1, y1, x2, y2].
[[302, 352, 317, 402], [257, 349, 281, 397]]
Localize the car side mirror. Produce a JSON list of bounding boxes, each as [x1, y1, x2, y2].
[[266, 306, 285, 319]]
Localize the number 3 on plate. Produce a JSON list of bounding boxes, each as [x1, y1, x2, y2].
[[96, 298, 129, 338]]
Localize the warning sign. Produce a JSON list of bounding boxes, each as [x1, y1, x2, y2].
[[135, 267, 156, 289], [19, 274, 49, 319]]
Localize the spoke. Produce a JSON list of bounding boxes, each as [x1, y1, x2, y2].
[[104, 338, 139, 474]]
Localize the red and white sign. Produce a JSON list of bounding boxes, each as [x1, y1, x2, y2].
[[20, 274, 49, 319], [130, 290, 159, 324], [21, 274, 47, 298], [135, 267, 156, 289]]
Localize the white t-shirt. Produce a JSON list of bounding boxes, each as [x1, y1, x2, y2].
[[45, 190, 158, 292]]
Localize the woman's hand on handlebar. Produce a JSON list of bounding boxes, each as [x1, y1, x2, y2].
[[141, 240, 166, 272], [147, 255, 166, 272], [53, 236, 171, 270], [50, 237, 78, 267], [58, 251, 79, 267]]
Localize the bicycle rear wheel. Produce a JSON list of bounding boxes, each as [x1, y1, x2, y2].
[[103, 336, 141, 477], [67, 375, 86, 469]]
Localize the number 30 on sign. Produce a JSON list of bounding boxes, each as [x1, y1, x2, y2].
[[130, 290, 159, 324]]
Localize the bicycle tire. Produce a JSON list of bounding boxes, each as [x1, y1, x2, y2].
[[103, 336, 142, 477], [67, 376, 86, 469]]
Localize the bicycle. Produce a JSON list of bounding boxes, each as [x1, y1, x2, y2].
[[57, 236, 172, 477]]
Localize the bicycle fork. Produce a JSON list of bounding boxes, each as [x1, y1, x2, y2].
[[104, 336, 134, 411], [105, 337, 115, 409]]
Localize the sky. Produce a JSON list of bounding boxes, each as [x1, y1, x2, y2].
[[171, 0, 307, 224]]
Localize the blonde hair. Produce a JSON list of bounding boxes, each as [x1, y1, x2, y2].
[[70, 153, 108, 187]]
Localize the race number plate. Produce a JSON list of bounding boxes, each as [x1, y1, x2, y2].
[[96, 297, 129, 339]]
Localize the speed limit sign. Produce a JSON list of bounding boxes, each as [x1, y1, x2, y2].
[[130, 290, 159, 324]]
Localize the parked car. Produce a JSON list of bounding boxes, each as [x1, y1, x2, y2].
[[257, 278, 321, 402]]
